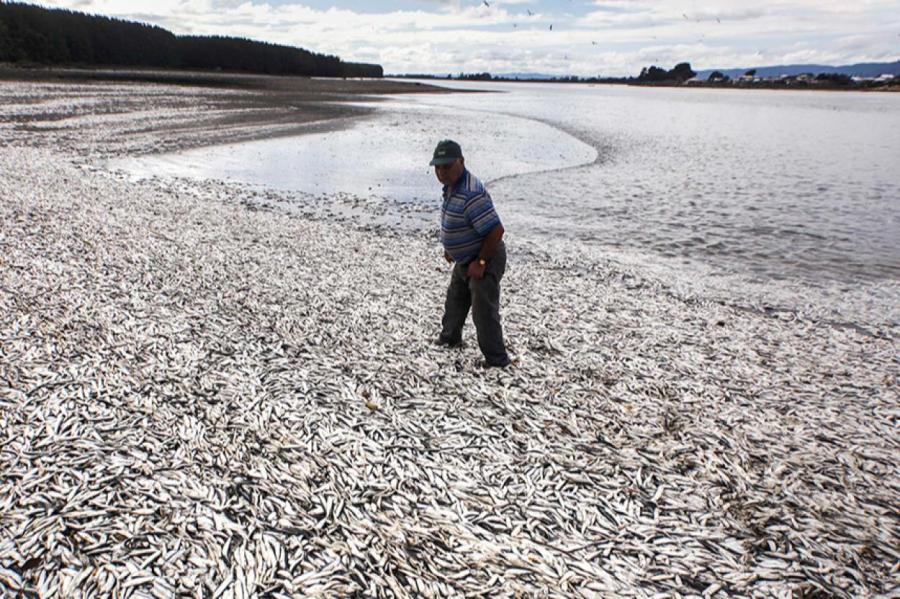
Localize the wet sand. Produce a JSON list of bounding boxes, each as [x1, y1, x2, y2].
[[0, 73, 897, 597]]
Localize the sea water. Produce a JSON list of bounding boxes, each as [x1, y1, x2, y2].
[[114, 81, 900, 328]]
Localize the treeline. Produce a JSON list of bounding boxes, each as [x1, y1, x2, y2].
[[705, 68, 898, 90], [397, 64, 701, 85], [410, 61, 897, 91], [0, 2, 382, 78]]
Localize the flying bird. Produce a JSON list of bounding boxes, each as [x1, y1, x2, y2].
[[526, 9, 533, 16], [482, 0, 489, 6], [549, 24, 553, 30]]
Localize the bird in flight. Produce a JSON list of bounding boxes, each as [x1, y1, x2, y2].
[[549, 24, 553, 30], [526, 9, 533, 16], [482, 0, 489, 7]]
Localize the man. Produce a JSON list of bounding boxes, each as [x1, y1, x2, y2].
[[430, 139, 510, 368]]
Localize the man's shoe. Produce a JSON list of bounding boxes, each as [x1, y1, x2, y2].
[[477, 358, 511, 369], [435, 336, 463, 348]]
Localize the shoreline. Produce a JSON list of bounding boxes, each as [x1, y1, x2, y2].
[[1, 76, 897, 597]]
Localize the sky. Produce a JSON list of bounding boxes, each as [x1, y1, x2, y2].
[[37, 0, 900, 76]]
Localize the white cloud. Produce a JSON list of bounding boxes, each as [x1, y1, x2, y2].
[[36, 0, 900, 75]]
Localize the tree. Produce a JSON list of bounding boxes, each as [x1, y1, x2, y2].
[[744, 68, 757, 77], [708, 70, 729, 82], [638, 63, 695, 83], [815, 72, 852, 85], [669, 62, 696, 82], [0, 20, 7, 60], [637, 65, 669, 82]]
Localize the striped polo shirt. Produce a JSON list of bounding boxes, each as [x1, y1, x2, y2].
[[440, 169, 502, 263]]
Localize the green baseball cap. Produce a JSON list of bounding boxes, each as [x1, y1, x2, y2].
[[429, 139, 463, 166]]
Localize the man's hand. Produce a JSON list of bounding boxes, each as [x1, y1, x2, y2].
[[443, 250, 453, 264], [467, 260, 486, 280]]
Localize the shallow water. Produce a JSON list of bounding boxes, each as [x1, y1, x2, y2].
[[409, 82, 900, 287], [116, 81, 900, 312], [117, 101, 595, 204]]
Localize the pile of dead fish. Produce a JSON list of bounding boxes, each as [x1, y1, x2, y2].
[[0, 81, 897, 598]]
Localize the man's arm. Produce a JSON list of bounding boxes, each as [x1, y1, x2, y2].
[[467, 224, 504, 279], [479, 224, 504, 261]]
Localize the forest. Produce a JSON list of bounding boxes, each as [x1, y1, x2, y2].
[[0, 2, 382, 78]]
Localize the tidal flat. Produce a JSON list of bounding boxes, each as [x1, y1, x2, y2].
[[0, 74, 897, 597]]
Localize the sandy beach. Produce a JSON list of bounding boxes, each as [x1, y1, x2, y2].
[[0, 72, 897, 597]]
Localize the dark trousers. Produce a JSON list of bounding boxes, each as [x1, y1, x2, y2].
[[439, 242, 510, 366]]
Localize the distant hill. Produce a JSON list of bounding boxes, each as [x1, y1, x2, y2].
[[696, 61, 900, 79], [0, 2, 382, 78]]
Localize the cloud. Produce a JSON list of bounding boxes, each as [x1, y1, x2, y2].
[[37, 0, 900, 76]]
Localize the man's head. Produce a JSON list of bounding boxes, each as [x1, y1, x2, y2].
[[430, 139, 465, 186]]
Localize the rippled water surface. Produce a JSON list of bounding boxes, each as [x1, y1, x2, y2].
[[416, 82, 900, 286], [119, 81, 900, 289]]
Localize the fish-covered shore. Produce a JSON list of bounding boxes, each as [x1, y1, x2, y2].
[[1, 76, 897, 597]]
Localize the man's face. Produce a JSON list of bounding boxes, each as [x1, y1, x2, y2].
[[434, 158, 465, 187]]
